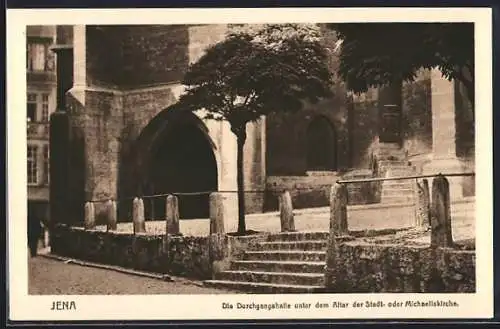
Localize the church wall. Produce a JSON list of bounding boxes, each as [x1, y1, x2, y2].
[[68, 24, 266, 222], [64, 24, 475, 223], [85, 25, 191, 89], [349, 89, 379, 170]]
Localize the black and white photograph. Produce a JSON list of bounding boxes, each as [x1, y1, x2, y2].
[[8, 7, 493, 321]]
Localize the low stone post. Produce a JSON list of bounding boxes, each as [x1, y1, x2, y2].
[[329, 183, 349, 236], [324, 229, 339, 291], [84, 201, 95, 229], [165, 195, 180, 235], [209, 192, 225, 234], [279, 191, 295, 232], [430, 175, 453, 247], [106, 200, 117, 231], [132, 197, 146, 234], [209, 192, 229, 278], [415, 179, 431, 228]]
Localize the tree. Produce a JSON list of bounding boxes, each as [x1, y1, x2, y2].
[[328, 23, 474, 111], [171, 24, 333, 234]]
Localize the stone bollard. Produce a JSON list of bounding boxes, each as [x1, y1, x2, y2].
[[209, 192, 229, 278], [132, 197, 146, 234], [329, 183, 349, 236], [106, 200, 117, 231], [279, 191, 295, 232], [209, 192, 225, 234], [165, 195, 180, 235], [415, 179, 431, 228], [430, 175, 453, 248], [84, 201, 95, 229], [324, 229, 340, 291]]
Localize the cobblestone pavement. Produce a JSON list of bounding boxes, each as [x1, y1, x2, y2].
[[29, 256, 231, 295]]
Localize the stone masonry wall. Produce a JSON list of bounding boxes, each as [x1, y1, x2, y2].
[[265, 173, 340, 211], [85, 25, 190, 89], [327, 242, 475, 293], [265, 26, 350, 176], [51, 224, 213, 279], [50, 224, 268, 280]]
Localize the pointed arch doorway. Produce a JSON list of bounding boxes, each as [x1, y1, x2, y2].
[[142, 110, 218, 219]]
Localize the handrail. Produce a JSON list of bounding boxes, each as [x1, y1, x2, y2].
[[336, 172, 475, 185], [85, 172, 475, 203]]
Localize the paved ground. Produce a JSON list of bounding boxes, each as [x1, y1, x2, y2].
[[29, 256, 231, 295], [30, 199, 475, 295], [94, 199, 475, 242]]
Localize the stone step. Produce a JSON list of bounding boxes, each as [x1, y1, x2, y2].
[[265, 231, 329, 242], [203, 280, 324, 293], [248, 240, 328, 251], [382, 180, 415, 188], [381, 188, 415, 197], [382, 165, 414, 171], [215, 270, 325, 286], [230, 260, 326, 273], [380, 195, 415, 204], [384, 170, 416, 177], [244, 250, 326, 262], [378, 160, 410, 167]]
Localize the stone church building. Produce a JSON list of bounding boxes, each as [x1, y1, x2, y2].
[[49, 24, 475, 232]]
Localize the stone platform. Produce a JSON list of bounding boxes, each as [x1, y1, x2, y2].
[[93, 197, 475, 239]]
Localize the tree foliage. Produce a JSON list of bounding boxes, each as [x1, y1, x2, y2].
[[329, 23, 474, 106], [177, 24, 333, 128], [172, 24, 333, 233]]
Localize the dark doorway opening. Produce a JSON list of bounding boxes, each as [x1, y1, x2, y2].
[[306, 116, 337, 171], [147, 115, 218, 219]]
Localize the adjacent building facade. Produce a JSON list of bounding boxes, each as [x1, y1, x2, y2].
[[26, 25, 58, 224], [46, 24, 475, 233]]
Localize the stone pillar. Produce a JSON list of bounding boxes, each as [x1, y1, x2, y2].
[[68, 26, 124, 218], [165, 195, 180, 235], [423, 69, 464, 200], [106, 200, 117, 231], [209, 192, 225, 234], [415, 179, 431, 228], [84, 202, 95, 229], [279, 191, 295, 232], [329, 183, 349, 236], [218, 121, 238, 233], [324, 183, 349, 291], [430, 176, 453, 247], [243, 117, 266, 213], [132, 197, 146, 234]]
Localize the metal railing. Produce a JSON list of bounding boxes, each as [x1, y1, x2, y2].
[[336, 172, 475, 184]]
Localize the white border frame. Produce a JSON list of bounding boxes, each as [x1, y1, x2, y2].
[[7, 7, 493, 321]]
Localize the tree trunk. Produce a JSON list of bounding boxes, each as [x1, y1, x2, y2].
[[234, 125, 247, 234]]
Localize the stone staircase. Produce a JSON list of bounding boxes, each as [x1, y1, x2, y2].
[[204, 232, 329, 293], [376, 144, 417, 205], [378, 159, 417, 204]]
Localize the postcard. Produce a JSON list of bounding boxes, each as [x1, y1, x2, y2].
[[7, 7, 493, 321]]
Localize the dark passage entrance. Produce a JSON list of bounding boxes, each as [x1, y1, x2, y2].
[[147, 114, 218, 219], [306, 116, 337, 171]]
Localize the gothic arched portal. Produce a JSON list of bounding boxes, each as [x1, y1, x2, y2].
[[140, 110, 218, 219]]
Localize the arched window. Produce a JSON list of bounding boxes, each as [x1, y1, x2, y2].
[[306, 116, 337, 171]]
